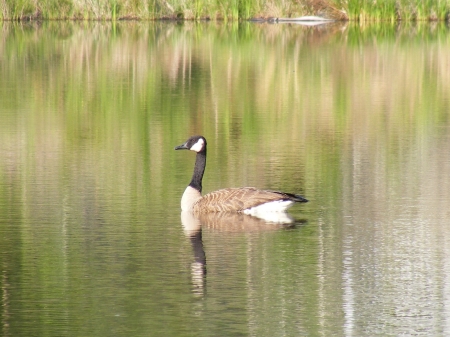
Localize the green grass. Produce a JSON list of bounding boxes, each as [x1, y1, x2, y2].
[[345, 0, 450, 22], [0, 0, 449, 21]]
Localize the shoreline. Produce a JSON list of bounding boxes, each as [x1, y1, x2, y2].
[[1, 0, 449, 23], [2, 16, 450, 23]]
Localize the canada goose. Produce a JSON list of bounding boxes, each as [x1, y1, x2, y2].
[[175, 135, 308, 214]]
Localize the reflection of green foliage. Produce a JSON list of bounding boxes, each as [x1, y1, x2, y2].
[[1, 21, 450, 336], [1, 20, 449, 197]]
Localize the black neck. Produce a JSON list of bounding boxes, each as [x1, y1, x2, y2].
[[189, 149, 206, 193]]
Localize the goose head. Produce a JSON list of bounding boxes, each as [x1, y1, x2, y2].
[[174, 135, 207, 153]]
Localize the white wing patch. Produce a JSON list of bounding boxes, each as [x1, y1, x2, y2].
[[190, 138, 204, 152], [243, 200, 294, 214], [243, 200, 295, 223]]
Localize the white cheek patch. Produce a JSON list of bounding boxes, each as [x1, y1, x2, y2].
[[190, 138, 204, 152]]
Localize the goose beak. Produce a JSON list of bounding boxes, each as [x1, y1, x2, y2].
[[298, 196, 309, 203], [175, 142, 189, 150]]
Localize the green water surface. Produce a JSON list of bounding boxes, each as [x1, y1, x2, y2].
[[1, 21, 450, 336]]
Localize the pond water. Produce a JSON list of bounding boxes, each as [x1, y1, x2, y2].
[[1, 20, 450, 336]]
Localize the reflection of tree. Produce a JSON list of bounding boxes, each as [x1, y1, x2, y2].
[[0, 165, 22, 337]]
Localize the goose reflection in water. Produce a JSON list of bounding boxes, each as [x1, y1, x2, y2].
[[181, 211, 307, 296]]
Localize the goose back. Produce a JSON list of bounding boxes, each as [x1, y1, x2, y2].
[[192, 187, 305, 213]]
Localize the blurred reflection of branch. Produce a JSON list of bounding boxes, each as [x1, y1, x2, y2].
[[2, 266, 10, 337]]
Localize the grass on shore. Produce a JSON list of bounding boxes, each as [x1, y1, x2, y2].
[[1, 0, 449, 21], [347, 0, 450, 22]]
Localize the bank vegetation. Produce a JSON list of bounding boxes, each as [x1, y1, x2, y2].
[[1, 0, 450, 22]]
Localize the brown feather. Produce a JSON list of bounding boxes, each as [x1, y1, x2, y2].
[[192, 187, 296, 213]]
